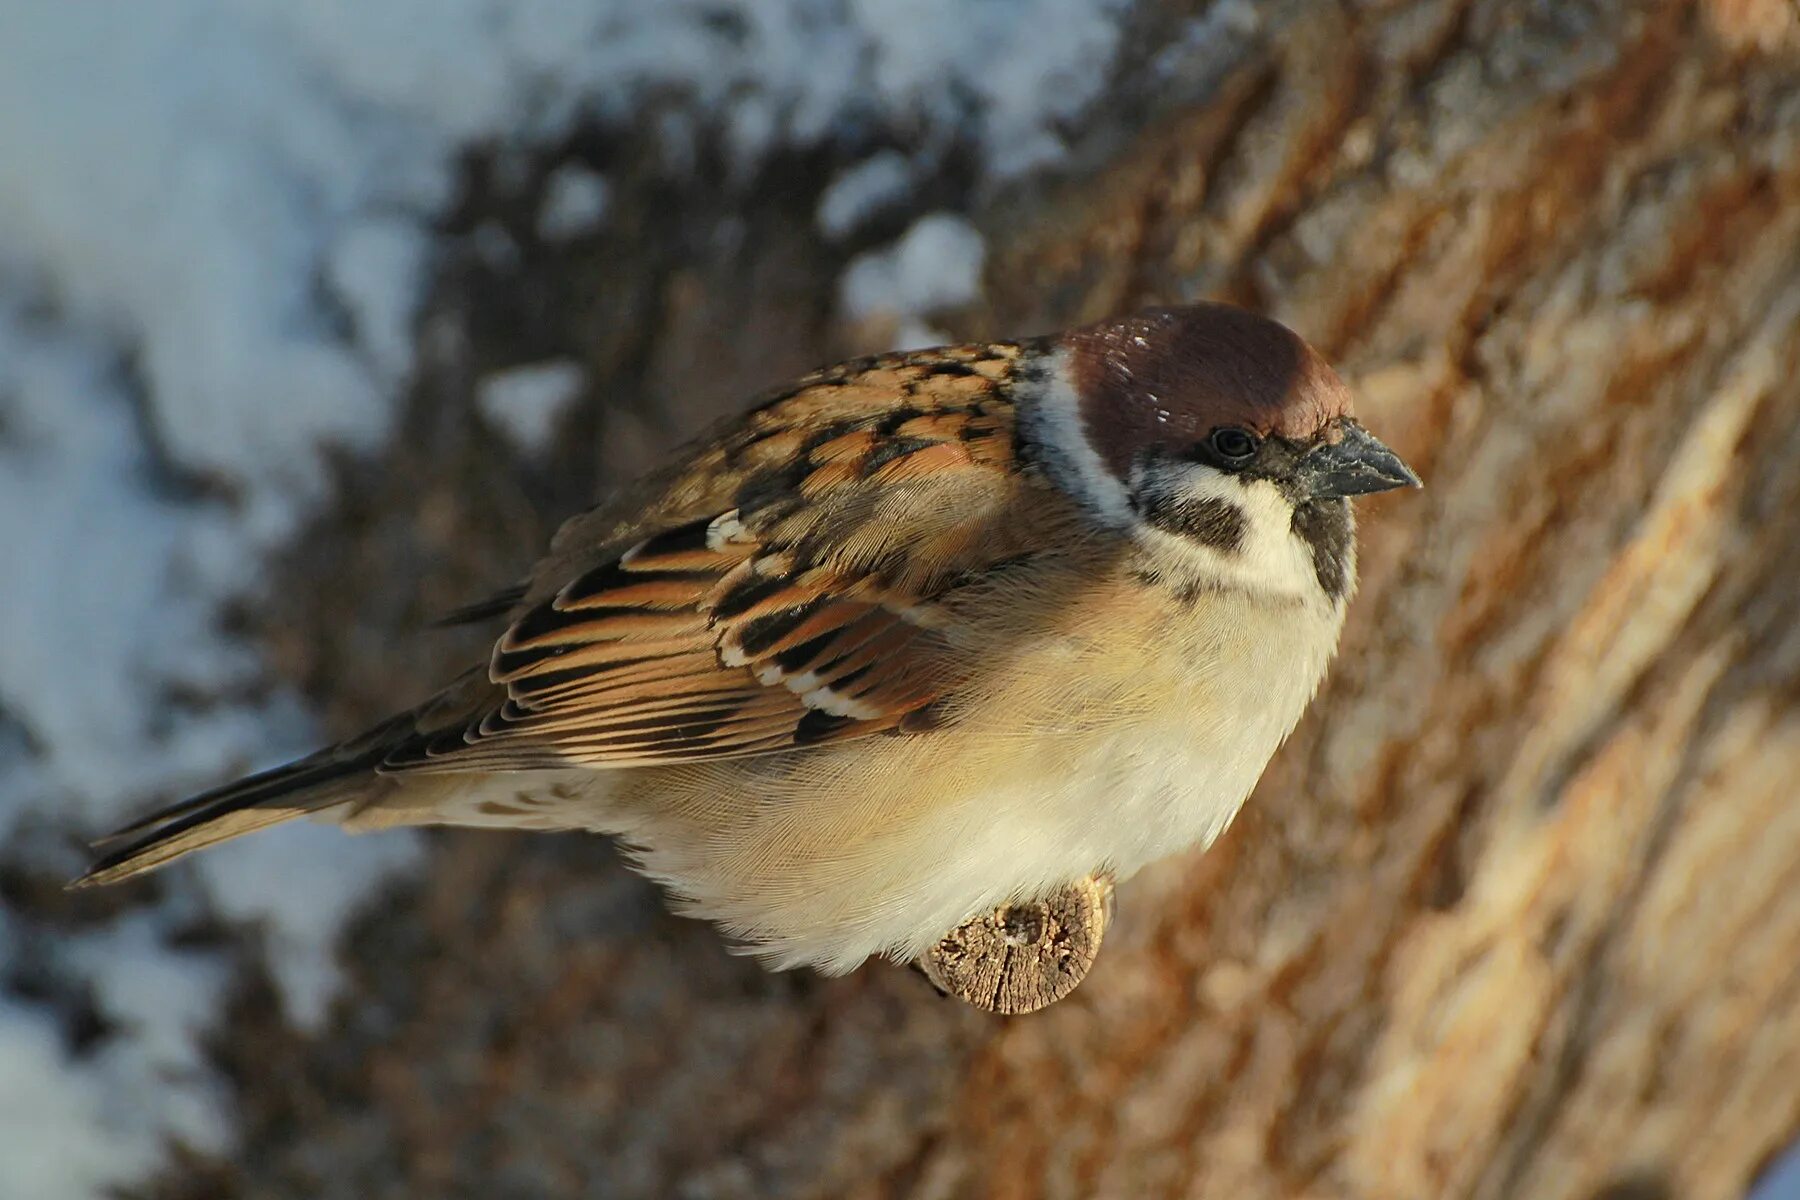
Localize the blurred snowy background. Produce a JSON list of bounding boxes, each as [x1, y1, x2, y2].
[[4, 2, 1798, 1197], [0, 1, 1130, 1193]]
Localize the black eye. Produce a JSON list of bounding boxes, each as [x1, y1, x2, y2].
[[1208, 426, 1259, 465]]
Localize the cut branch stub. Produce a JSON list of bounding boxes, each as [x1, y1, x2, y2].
[[917, 874, 1114, 1015]]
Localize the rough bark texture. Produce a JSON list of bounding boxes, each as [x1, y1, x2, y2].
[[136, 1, 1800, 1197]]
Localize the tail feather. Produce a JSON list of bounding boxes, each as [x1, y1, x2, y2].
[[91, 758, 326, 845], [73, 755, 375, 888]]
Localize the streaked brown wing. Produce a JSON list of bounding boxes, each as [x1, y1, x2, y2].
[[384, 342, 1039, 771], [76, 341, 1064, 886]]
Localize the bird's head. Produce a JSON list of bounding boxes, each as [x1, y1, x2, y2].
[[1021, 302, 1420, 604]]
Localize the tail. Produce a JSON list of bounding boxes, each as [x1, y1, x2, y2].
[[72, 752, 378, 888], [75, 667, 593, 886]]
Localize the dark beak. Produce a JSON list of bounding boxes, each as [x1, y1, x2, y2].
[[1299, 422, 1421, 499]]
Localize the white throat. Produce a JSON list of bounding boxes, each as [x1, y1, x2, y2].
[[1132, 463, 1341, 606]]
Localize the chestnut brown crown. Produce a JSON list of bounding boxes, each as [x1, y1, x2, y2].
[[1058, 303, 1354, 479]]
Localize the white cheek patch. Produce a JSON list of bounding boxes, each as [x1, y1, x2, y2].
[[1132, 465, 1325, 603], [1014, 346, 1135, 528]]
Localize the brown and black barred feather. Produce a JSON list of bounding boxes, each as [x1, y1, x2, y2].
[[389, 342, 1031, 769]]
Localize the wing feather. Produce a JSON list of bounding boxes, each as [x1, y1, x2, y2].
[[393, 346, 1045, 771]]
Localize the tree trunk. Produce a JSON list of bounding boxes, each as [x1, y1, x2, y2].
[[161, 1, 1800, 1197]]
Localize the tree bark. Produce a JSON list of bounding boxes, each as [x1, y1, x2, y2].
[[157, 1, 1800, 1197]]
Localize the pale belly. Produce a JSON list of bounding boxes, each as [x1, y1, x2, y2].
[[355, 588, 1344, 973], [599, 594, 1341, 973]]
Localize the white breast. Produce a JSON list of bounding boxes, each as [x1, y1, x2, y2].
[[639, 583, 1349, 974], [901, 588, 1341, 930]]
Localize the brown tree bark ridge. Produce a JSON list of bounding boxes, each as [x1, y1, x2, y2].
[[165, 2, 1800, 1198]]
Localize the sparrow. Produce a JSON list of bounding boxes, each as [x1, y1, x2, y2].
[[78, 302, 1419, 975]]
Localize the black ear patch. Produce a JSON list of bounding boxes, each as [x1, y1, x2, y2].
[[1291, 498, 1352, 599], [1137, 492, 1247, 554]]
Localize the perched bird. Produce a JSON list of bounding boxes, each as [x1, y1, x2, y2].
[[79, 302, 1418, 975]]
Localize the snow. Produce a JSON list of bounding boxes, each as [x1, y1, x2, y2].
[[0, 0, 1131, 1195], [817, 151, 916, 239], [839, 213, 988, 349], [538, 165, 613, 240], [0, 1006, 182, 1198], [0, 300, 285, 821], [478, 360, 588, 454], [0, 914, 232, 1195], [59, 918, 236, 1151], [1757, 1142, 1800, 1200], [325, 216, 433, 385], [0, 282, 423, 1194], [1153, 0, 1263, 81]]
